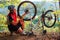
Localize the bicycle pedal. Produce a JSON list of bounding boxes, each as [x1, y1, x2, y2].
[[42, 30, 47, 35], [27, 32, 36, 36]]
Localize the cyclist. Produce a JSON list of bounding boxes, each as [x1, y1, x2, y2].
[[7, 5, 30, 35]]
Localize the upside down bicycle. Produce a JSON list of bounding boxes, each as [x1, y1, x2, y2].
[[17, 1, 56, 28]]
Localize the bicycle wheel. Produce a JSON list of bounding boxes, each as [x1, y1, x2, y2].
[[17, 1, 37, 21], [44, 10, 56, 28]]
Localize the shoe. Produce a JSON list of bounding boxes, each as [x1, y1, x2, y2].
[[20, 31, 27, 36]]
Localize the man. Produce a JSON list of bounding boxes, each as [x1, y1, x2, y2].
[[7, 5, 30, 35]]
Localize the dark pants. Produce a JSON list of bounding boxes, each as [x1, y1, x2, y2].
[[8, 22, 22, 33]]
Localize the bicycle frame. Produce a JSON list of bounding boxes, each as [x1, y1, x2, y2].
[[29, 12, 45, 32], [18, 1, 57, 29]]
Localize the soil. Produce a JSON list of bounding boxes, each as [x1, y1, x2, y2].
[[0, 32, 60, 40]]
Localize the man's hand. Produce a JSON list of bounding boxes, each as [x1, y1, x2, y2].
[[11, 16, 21, 25], [11, 21, 17, 25], [24, 9, 29, 14]]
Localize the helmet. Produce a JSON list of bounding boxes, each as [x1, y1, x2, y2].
[[8, 5, 15, 10]]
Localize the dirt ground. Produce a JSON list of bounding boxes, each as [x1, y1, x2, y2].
[[0, 32, 60, 40]]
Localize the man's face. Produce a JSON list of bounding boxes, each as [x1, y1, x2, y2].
[[10, 9, 14, 12]]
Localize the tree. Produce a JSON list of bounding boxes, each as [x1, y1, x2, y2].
[[0, 0, 21, 8], [58, 0, 60, 32]]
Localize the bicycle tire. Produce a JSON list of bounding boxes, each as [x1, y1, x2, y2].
[[44, 10, 56, 28], [17, 1, 37, 21]]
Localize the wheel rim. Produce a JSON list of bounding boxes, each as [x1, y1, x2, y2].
[[44, 10, 56, 28], [17, 1, 37, 21]]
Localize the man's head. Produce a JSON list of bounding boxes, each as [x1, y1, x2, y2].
[[8, 5, 15, 12]]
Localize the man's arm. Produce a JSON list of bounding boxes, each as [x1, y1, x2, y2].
[[7, 15, 11, 25], [22, 9, 29, 18], [22, 12, 28, 18], [7, 15, 17, 25]]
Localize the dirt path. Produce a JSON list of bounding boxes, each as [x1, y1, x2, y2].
[[0, 32, 60, 40]]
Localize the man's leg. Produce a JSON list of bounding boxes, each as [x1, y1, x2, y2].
[[8, 25, 13, 36], [17, 27, 23, 33], [16, 27, 26, 35], [10, 31, 13, 36]]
